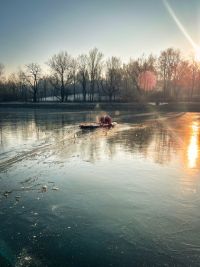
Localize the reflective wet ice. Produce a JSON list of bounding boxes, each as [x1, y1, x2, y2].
[[0, 110, 200, 267]]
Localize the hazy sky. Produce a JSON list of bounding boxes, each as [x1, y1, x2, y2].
[[1, 0, 200, 73]]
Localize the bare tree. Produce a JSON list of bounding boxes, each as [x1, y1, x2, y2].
[[189, 59, 199, 100], [96, 63, 104, 102], [49, 74, 61, 101], [25, 63, 42, 102], [125, 55, 157, 100], [48, 52, 72, 102], [120, 64, 133, 101], [78, 54, 89, 102], [71, 58, 78, 101], [159, 48, 180, 99], [7, 73, 18, 98], [18, 70, 28, 101], [0, 64, 5, 100], [39, 75, 49, 101], [87, 48, 103, 101], [105, 57, 122, 102], [0, 63, 4, 79], [127, 59, 142, 94], [195, 67, 200, 97], [172, 60, 189, 100]]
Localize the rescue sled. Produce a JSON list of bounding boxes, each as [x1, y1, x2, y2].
[[79, 122, 117, 130]]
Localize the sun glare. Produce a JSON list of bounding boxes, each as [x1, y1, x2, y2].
[[188, 123, 199, 168], [195, 47, 200, 62]]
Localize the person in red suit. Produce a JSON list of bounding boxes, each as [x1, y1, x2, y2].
[[99, 115, 112, 125]]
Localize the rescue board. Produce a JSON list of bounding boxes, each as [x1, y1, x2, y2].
[[79, 122, 117, 129]]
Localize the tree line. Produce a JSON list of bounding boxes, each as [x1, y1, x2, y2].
[[1, 47, 200, 103]]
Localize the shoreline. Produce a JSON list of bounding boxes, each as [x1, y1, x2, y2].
[[0, 102, 200, 112]]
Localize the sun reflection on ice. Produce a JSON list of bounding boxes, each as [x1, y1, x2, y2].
[[187, 123, 199, 168]]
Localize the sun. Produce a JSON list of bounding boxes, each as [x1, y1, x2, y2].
[[195, 47, 200, 62]]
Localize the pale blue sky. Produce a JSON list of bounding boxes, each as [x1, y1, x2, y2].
[[1, 0, 200, 73]]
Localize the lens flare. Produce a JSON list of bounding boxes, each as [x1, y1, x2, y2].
[[138, 71, 157, 91], [163, 0, 200, 55]]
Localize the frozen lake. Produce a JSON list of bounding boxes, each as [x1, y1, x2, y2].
[[0, 109, 200, 267]]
